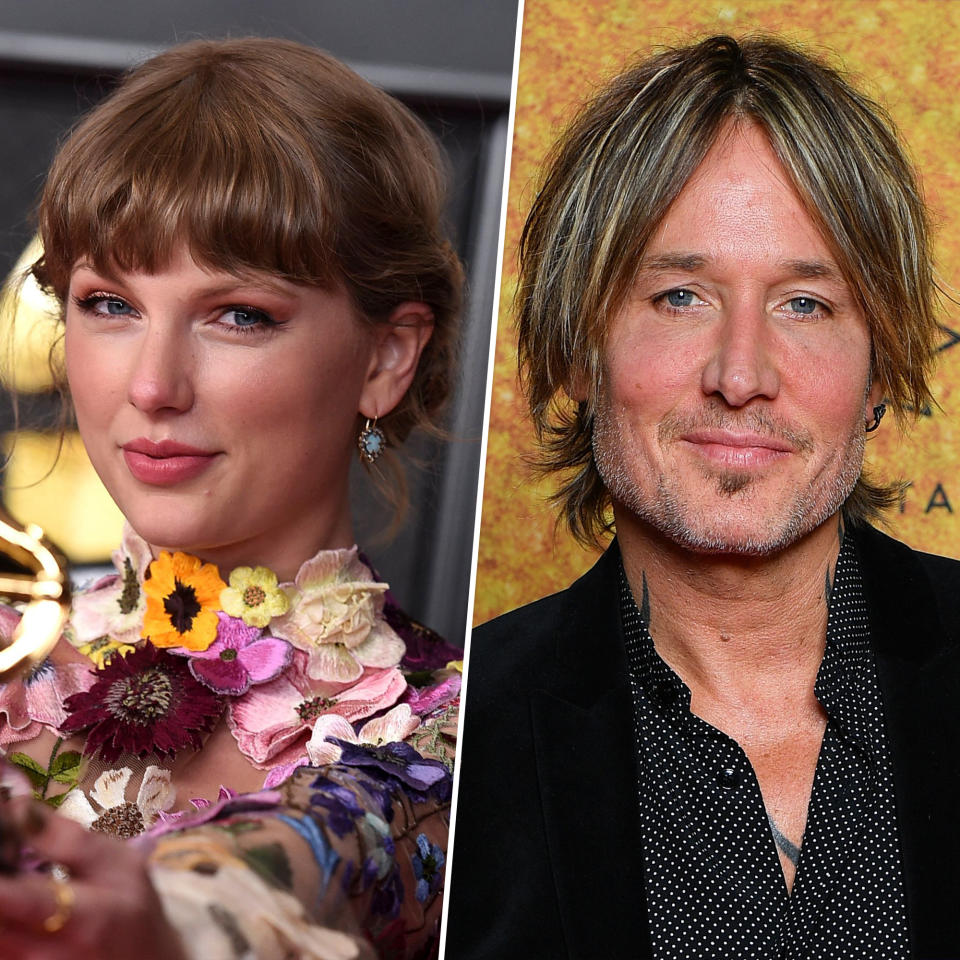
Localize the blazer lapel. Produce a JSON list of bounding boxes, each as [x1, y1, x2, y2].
[[856, 526, 960, 958], [530, 545, 652, 959]]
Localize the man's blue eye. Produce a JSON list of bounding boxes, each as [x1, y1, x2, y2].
[[789, 297, 819, 315], [665, 289, 695, 307]]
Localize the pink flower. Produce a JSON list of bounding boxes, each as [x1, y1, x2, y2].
[[227, 651, 407, 768], [172, 612, 292, 695], [0, 603, 97, 746]]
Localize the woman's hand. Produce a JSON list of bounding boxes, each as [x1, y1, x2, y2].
[[0, 802, 188, 960]]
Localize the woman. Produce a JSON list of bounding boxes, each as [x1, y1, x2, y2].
[[0, 36, 463, 959]]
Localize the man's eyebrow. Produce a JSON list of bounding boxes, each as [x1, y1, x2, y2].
[[636, 254, 843, 281], [780, 259, 842, 280], [638, 254, 707, 272]]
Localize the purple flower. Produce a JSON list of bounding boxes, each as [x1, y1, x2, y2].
[[173, 612, 292, 696], [330, 739, 451, 803], [308, 782, 365, 838], [382, 600, 462, 671], [411, 832, 445, 902], [370, 867, 404, 919]]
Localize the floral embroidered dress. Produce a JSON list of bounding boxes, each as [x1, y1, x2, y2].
[[0, 525, 460, 959]]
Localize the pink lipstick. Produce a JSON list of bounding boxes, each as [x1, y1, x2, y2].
[[122, 438, 219, 486]]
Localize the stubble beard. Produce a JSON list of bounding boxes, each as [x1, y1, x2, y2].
[[592, 399, 866, 557]]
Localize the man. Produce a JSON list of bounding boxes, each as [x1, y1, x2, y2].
[[447, 36, 960, 959]]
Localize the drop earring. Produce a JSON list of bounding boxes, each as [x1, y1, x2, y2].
[[357, 418, 386, 463], [865, 403, 886, 433]]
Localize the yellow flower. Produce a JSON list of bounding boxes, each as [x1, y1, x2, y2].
[[220, 566, 289, 628], [78, 636, 136, 667], [142, 552, 226, 651], [445, 660, 463, 673]]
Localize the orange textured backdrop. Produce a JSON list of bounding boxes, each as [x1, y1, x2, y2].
[[474, 0, 960, 624]]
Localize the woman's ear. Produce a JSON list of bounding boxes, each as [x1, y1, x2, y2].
[[358, 302, 434, 419]]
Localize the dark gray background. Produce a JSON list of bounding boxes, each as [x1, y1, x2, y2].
[[0, 0, 518, 644]]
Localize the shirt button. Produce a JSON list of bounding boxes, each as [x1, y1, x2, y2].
[[718, 766, 741, 788]]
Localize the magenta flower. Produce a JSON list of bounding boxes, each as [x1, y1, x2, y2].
[[401, 673, 462, 716], [172, 612, 292, 696]]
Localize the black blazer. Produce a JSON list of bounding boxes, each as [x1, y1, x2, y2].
[[445, 525, 960, 959]]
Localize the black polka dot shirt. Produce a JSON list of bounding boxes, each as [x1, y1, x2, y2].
[[620, 536, 911, 959]]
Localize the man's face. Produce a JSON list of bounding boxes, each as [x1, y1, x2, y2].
[[593, 121, 880, 555]]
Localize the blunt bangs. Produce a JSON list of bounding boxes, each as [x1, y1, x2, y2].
[[34, 45, 354, 298], [29, 37, 464, 518]]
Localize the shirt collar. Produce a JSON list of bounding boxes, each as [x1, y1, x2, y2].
[[619, 534, 875, 746]]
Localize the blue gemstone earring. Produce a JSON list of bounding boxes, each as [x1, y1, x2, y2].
[[357, 418, 386, 464]]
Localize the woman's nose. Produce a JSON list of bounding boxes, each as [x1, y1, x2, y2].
[[126, 322, 195, 414], [700, 303, 780, 407]]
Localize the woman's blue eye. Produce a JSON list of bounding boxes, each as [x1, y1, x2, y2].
[[665, 289, 696, 307], [223, 307, 272, 328], [789, 297, 820, 315], [72, 294, 136, 316], [102, 299, 131, 315]]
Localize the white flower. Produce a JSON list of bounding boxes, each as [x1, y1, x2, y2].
[[270, 547, 405, 683], [58, 765, 175, 838], [67, 525, 153, 650], [305, 703, 420, 765]]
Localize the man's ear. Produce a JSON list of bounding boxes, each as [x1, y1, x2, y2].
[[358, 302, 434, 420], [565, 361, 595, 405], [565, 379, 588, 404]]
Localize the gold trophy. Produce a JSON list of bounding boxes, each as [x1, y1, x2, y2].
[[0, 507, 70, 682]]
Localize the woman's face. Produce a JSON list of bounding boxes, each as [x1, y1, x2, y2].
[[65, 245, 385, 577]]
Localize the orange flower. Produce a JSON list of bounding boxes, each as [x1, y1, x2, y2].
[[142, 552, 226, 651]]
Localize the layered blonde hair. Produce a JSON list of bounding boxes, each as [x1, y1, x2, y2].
[[32, 37, 463, 508], [518, 35, 940, 546]]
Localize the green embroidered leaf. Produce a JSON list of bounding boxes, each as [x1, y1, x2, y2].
[[118, 556, 140, 615], [215, 819, 263, 837], [51, 765, 82, 785], [50, 750, 82, 777], [44, 791, 71, 808], [241, 842, 293, 890], [7, 752, 46, 776], [7, 753, 49, 789]]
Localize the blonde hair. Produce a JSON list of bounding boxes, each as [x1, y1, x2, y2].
[[518, 35, 940, 546]]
